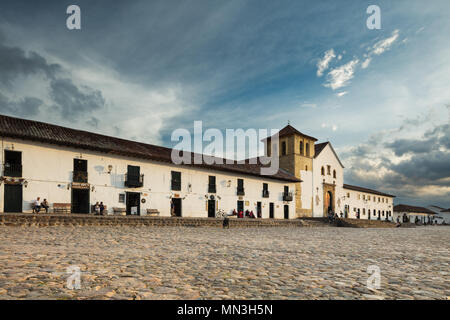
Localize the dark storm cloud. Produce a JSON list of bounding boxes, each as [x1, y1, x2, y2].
[[0, 40, 60, 86], [385, 122, 449, 156], [0, 93, 42, 117], [49, 79, 105, 119], [384, 138, 437, 156], [344, 111, 450, 207], [390, 151, 450, 182], [0, 34, 106, 126]]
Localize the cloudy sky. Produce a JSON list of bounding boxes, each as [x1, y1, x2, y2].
[[0, 0, 449, 207]]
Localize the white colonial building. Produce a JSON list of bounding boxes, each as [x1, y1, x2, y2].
[[0, 114, 399, 219], [0, 115, 297, 218], [394, 204, 437, 224], [428, 206, 450, 224], [342, 185, 395, 221]]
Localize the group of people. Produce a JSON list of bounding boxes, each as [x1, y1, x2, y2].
[[231, 209, 261, 219], [327, 210, 344, 222], [93, 202, 106, 215], [32, 197, 49, 214]]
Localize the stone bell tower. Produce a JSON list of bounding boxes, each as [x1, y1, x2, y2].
[[264, 125, 317, 217]]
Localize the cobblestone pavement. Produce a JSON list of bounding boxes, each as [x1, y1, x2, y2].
[[0, 225, 448, 300]]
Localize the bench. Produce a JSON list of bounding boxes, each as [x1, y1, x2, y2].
[[53, 203, 71, 214], [146, 209, 160, 216], [113, 207, 126, 216]]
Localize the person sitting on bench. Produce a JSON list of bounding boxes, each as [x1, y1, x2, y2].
[[41, 199, 49, 213], [33, 197, 41, 214]]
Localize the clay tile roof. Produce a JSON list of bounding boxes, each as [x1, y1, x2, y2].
[[394, 204, 437, 215], [0, 114, 300, 183], [441, 208, 450, 213], [263, 125, 318, 142], [314, 142, 328, 157], [343, 184, 396, 198]]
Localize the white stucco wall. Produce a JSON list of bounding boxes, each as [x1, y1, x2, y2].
[[435, 212, 450, 224], [344, 189, 394, 221], [312, 144, 344, 217], [299, 169, 312, 210], [392, 211, 435, 224], [0, 138, 296, 218]]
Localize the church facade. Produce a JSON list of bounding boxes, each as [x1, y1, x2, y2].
[[263, 125, 395, 220]]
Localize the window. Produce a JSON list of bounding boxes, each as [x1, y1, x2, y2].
[[347, 193, 350, 198], [208, 176, 216, 193], [306, 143, 310, 157], [362, 195, 365, 200], [4, 150, 22, 177], [321, 166, 325, 175], [262, 183, 269, 198], [368, 195, 371, 201], [299, 141, 304, 156], [281, 141, 287, 155], [363, 208, 366, 215], [283, 186, 292, 201], [327, 165, 331, 175], [73, 159, 88, 183], [358, 194, 360, 200], [125, 165, 143, 188], [171, 171, 181, 191], [305, 165, 308, 171], [237, 179, 245, 195], [333, 170, 336, 179]]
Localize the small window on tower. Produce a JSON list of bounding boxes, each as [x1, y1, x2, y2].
[[321, 166, 325, 175], [299, 141, 304, 156], [333, 170, 336, 179], [281, 141, 287, 156], [306, 143, 310, 157]]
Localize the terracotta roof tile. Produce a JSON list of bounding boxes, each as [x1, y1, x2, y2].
[[263, 125, 318, 142], [0, 114, 300, 183], [394, 204, 436, 215], [343, 184, 395, 197]]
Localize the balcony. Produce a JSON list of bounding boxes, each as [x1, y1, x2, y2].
[[262, 190, 270, 198], [208, 184, 216, 193], [125, 174, 144, 188], [283, 192, 293, 201], [73, 170, 88, 183], [3, 163, 22, 177], [237, 188, 245, 196]]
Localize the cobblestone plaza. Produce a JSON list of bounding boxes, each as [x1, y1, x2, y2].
[[0, 226, 448, 300]]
